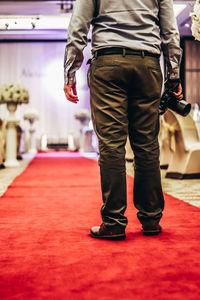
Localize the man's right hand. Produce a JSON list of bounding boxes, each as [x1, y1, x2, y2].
[[64, 82, 79, 104]]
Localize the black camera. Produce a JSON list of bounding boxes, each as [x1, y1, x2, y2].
[[159, 82, 191, 117]]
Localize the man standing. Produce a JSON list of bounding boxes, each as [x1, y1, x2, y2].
[[64, 0, 183, 240]]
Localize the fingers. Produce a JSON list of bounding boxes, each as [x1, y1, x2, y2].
[[64, 83, 79, 104], [173, 84, 183, 100], [66, 89, 79, 103], [174, 94, 183, 100], [67, 93, 79, 103]]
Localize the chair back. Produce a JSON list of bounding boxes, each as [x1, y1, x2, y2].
[[164, 110, 199, 152]]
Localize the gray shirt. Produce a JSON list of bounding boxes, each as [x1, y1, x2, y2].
[[64, 0, 182, 85]]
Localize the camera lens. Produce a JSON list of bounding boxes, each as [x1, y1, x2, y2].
[[169, 100, 191, 117]]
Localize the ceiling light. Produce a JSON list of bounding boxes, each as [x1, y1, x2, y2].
[[0, 15, 71, 30], [60, 2, 73, 14], [173, 4, 187, 17]]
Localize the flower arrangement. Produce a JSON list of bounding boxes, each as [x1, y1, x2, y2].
[[0, 83, 29, 104], [24, 108, 39, 121], [191, 0, 200, 41], [74, 109, 91, 123]]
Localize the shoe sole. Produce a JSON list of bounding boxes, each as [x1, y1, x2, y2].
[[142, 229, 162, 236], [90, 231, 126, 241]]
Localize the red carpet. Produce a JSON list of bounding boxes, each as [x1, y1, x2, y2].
[[0, 152, 199, 300]]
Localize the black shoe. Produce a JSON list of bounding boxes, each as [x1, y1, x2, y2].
[[90, 223, 126, 241], [142, 224, 162, 236]]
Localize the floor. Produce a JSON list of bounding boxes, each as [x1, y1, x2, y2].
[[0, 154, 34, 197], [0, 153, 200, 208], [126, 161, 200, 208]]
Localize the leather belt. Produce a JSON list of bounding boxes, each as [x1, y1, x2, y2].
[[94, 47, 160, 58]]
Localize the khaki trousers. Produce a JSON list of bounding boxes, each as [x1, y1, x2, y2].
[[89, 53, 164, 231]]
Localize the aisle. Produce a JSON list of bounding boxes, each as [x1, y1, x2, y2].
[[0, 152, 199, 300]]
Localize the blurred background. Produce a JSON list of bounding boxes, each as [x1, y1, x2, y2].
[[0, 0, 199, 153]]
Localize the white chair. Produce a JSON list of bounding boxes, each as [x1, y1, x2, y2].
[[163, 110, 200, 179], [159, 116, 173, 169]]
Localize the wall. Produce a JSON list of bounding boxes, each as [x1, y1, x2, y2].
[[185, 40, 200, 106], [0, 41, 91, 141]]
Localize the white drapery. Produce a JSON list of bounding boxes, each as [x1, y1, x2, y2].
[[0, 41, 92, 142]]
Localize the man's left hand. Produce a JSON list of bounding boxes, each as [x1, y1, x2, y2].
[[173, 83, 183, 100], [166, 80, 183, 100]]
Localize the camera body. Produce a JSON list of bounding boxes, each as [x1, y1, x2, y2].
[[159, 83, 191, 117]]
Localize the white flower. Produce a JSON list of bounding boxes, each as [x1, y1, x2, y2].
[[0, 83, 29, 104], [191, 0, 200, 41], [191, 22, 200, 41], [194, 2, 200, 20], [74, 109, 91, 121], [24, 108, 39, 121]]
